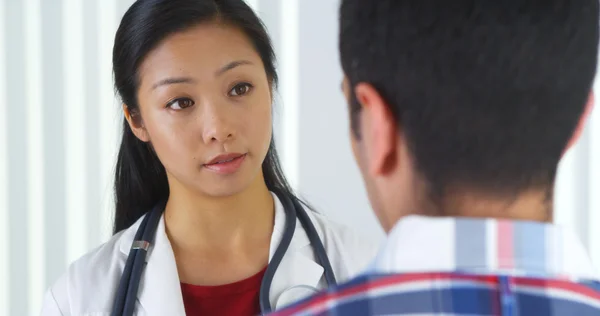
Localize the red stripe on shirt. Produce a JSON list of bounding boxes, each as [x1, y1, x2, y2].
[[497, 221, 514, 269], [272, 273, 600, 316]]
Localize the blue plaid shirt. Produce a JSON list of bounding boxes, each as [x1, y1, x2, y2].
[[269, 216, 600, 315]]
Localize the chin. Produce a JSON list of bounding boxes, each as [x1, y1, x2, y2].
[[199, 183, 247, 197], [195, 170, 260, 198]]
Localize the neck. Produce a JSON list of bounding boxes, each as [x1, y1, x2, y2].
[[438, 189, 553, 222], [385, 181, 553, 231], [382, 146, 554, 231], [164, 174, 274, 252]]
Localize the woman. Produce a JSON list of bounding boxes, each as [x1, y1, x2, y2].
[[40, 0, 377, 315]]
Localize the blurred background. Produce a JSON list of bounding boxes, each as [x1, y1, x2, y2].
[[0, 0, 599, 315]]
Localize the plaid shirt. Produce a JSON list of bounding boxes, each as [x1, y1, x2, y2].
[[269, 216, 600, 315]]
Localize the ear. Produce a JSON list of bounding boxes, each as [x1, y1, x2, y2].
[[123, 104, 150, 142], [564, 92, 594, 154], [354, 82, 397, 176]]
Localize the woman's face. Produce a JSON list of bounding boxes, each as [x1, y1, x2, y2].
[[130, 23, 273, 197]]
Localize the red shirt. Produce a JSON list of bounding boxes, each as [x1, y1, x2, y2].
[[180, 267, 267, 316]]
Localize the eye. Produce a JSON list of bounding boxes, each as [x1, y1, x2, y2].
[[229, 82, 253, 97], [166, 97, 195, 110]]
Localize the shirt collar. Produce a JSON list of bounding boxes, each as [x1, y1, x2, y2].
[[369, 215, 599, 281]]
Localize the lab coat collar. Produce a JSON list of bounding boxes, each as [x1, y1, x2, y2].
[[270, 192, 311, 255], [267, 193, 324, 309], [118, 192, 324, 314], [118, 211, 185, 315]]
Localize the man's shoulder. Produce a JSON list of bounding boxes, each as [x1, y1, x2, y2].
[[269, 272, 493, 316], [269, 272, 600, 316]]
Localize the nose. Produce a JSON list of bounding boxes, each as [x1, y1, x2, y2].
[[200, 103, 235, 144]]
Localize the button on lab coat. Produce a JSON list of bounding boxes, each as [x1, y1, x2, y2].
[[40, 193, 379, 315]]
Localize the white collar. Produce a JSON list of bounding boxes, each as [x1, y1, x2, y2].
[[369, 215, 599, 281]]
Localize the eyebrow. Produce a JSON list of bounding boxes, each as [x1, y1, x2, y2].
[[215, 60, 253, 76], [152, 77, 196, 90], [151, 60, 254, 90]]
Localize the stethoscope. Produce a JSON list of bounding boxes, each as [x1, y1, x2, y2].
[[110, 189, 337, 316]]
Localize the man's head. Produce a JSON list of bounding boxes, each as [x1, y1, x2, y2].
[[339, 0, 598, 231]]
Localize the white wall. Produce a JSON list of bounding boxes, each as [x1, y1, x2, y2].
[[0, 0, 598, 315], [0, 1, 135, 314]]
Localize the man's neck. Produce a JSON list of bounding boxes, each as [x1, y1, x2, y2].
[[439, 190, 552, 222], [385, 188, 554, 231], [405, 189, 554, 223]]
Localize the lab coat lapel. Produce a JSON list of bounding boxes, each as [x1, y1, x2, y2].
[[268, 194, 325, 310], [119, 214, 186, 316], [116, 194, 325, 314]]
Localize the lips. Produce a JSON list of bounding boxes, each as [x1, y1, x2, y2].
[[203, 153, 247, 175], [205, 153, 245, 165]]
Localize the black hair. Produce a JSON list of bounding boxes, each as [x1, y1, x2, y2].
[[112, 0, 294, 233], [339, 0, 599, 198]]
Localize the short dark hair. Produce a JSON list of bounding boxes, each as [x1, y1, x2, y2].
[[112, 0, 294, 233], [340, 0, 599, 196]]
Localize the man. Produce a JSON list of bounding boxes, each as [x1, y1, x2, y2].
[[270, 0, 600, 315]]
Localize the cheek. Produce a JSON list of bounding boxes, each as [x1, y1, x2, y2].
[[350, 134, 360, 167], [244, 100, 273, 155], [351, 136, 387, 227], [237, 86, 273, 154], [143, 111, 198, 165], [350, 135, 367, 177]]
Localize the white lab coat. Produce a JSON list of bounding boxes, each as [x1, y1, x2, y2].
[[40, 193, 379, 315]]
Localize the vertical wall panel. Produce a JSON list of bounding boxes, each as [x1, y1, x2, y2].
[[41, 0, 66, 291], [63, 0, 88, 266], [555, 146, 587, 240], [576, 128, 591, 249], [82, 0, 103, 250], [279, 0, 300, 189], [97, 0, 119, 241], [588, 79, 600, 265], [0, 1, 8, 315], [5, 1, 29, 314], [24, 0, 45, 313], [295, 0, 383, 239], [256, 0, 285, 179]]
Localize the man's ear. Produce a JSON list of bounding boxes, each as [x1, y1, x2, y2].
[[564, 92, 594, 154], [123, 104, 150, 142], [354, 82, 397, 176]]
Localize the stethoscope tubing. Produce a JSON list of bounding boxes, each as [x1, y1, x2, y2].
[[111, 201, 165, 316], [111, 191, 336, 316], [259, 189, 298, 313]]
